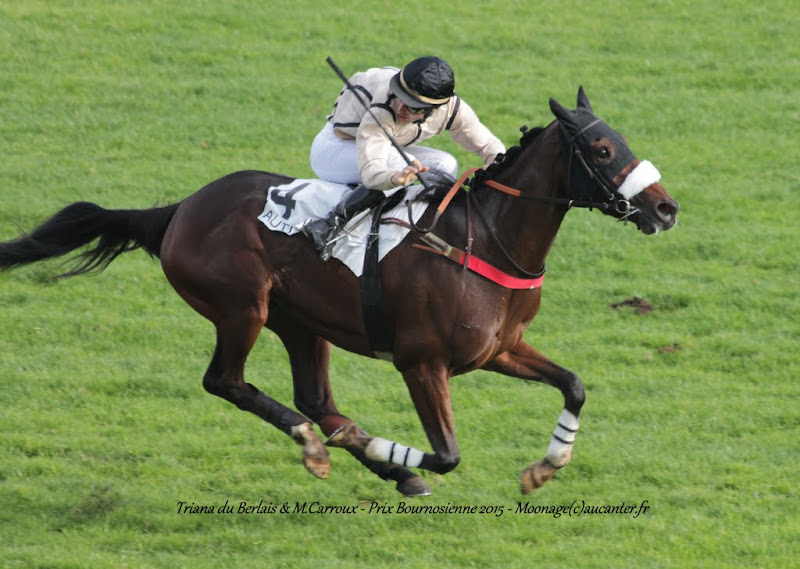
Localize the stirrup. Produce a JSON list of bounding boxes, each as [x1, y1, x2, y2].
[[304, 185, 385, 261], [318, 221, 353, 261], [319, 243, 334, 262]]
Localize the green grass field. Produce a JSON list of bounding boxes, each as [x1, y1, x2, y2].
[[1, 1, 798, 567]]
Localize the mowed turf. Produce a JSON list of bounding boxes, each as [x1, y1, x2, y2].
[[1, 1, 798, 568]]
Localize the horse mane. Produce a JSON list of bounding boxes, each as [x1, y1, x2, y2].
[[418, 125, 548, 203], [471, 125, 547, 189]]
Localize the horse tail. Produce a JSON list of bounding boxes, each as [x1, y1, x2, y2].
[[0, 201, 181, 278]]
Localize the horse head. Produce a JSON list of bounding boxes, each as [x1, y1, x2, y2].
[[549, 87, 679, 234]]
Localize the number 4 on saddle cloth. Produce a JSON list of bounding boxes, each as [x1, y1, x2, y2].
[[258, 179, 428, 278]]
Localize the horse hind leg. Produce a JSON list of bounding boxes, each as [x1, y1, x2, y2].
[[159, 204, 329, 479], [202, 312, 330, 480]]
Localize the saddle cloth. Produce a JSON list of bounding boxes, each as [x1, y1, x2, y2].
[[258, 179, 430, 277]]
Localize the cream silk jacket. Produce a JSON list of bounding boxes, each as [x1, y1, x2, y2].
[[327, 67, 505, 190]]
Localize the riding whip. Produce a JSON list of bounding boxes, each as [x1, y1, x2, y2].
[[325, 56, 432, 191]]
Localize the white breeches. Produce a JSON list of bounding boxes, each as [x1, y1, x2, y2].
[[309, 122, 459, 185]]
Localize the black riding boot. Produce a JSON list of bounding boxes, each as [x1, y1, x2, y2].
[[301, 185, 385, 260]]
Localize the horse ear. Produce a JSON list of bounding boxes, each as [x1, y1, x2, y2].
[[549, 97, 572, 123], [576, 86, 593, 112]]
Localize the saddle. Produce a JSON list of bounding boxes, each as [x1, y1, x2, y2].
[[258, 179, 430, 277]]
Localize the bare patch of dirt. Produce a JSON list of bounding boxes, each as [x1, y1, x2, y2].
[[610, 296, 654, 314]]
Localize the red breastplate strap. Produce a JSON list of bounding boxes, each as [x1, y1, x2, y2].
[[413, 233, 545, 290]]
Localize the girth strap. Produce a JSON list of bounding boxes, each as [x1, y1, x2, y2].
[[360, 188, 408, 360]]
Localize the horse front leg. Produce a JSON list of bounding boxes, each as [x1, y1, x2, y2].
[[327, 360, 460, 477], [267, 312, 430, 497], [482, 340, 585, 493]]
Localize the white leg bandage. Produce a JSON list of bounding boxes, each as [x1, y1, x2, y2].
[[546, 410, 580, 468], [365, 437, 425, 468]]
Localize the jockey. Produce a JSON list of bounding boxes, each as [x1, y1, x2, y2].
[[303, 56, 505, 259]]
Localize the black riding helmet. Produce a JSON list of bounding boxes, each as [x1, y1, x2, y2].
[[390, 56, 454, 109]]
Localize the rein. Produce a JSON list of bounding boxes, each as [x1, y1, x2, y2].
[[407, 168, 549, 289], [403, 120, 638, 289], [482, 179, 627, 213], [408, 167, 480, 233]]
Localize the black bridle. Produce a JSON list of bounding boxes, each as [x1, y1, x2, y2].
[[555, 120, 638, 218], [468, 122, 639, 220], [451, 120, 642, 279]]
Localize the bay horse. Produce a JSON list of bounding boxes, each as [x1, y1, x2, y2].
[[0, 88, 678, 496]]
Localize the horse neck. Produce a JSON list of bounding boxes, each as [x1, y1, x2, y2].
[[471, 122, 569, 273]]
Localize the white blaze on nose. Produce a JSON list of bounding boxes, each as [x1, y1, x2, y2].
[[618, 160, 661, 200]]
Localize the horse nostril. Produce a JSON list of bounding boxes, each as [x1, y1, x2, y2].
[[657, 200, 679, 221]]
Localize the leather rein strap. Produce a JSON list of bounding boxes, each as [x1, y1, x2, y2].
[[482, 179, 614, 211], [409, 167, 481, 232]]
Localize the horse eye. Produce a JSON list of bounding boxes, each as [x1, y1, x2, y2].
[[591, 138, 614, 161]]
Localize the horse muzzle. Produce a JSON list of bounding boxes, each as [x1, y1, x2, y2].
[[629, 184, 679, 235]]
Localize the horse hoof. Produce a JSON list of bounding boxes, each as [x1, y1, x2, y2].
[[396, 476, 432, 497], [302, 434, 331, 479], [325, 424, 370, 450], [520, 460, 558, 494], [303, 454, 331, 479], [291, 423, 331, 479]]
